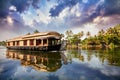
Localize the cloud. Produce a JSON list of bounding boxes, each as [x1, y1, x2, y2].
[[103, 0, 120, 16], [9, 5, 17, 11], [6, 16, 13, 24], [0, 0, 42, 41], [0, 11, 33, 41], [0, 20, 33, 41], [100, 66, 120, 76], [49, 0, 102, 28], [49, 0, 120, 27], [11, 0, 40, 13], [0, 0, 42, 25], [0, 0, 10, 18], [49, 0, 82, 17], [49, 0, 102, 17], [0, 0, 41, 22], [32, 0, 40, 9]]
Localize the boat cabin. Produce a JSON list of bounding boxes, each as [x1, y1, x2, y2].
[[6, 31, 62, 51]]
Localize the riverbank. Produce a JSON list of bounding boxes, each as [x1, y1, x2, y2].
[[66, 44, 120, 50]]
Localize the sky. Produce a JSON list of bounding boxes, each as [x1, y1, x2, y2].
[[0, 0, 120, 41]]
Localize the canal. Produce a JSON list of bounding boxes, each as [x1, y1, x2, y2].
[[0, 47, 120, 80]]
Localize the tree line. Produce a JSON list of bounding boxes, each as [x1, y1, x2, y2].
[[65, 24, 120, 48], [0, 41, 6, 46]]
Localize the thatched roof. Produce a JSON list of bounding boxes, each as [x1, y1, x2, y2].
[[7, 31, 61, 42]]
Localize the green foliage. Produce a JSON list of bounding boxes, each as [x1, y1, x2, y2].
[[106, 24, 120, 45], [83, 24, 120, 47], [60, 33, 64, 39], [0, 41, 6, 46], [34, 30, 39, 33], [65, 30, 84, 46], [70, 34, 81, 45], [65, 24, 120, 48], [65, 30, 73, 40]]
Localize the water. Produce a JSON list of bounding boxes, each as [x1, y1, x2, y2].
[[0, 47, 120, 80]]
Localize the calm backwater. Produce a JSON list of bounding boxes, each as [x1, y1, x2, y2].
[[0, 47, 120, 80]]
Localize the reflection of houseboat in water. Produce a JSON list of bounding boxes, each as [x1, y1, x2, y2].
[[6, 50, 62, 72], [6, 31, 61, 51]]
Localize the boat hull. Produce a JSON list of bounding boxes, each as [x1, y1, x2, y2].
[[7, 44, 61, 51]]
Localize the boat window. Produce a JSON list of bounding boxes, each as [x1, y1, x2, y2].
[[36, 39, 41, 45], [48, 39, 51, 45], [57, 40, 60, 43], [17, 41, 19, 46], [8, 42, 10, 46], [52, 40, 55, 45], [13, 41, 15, 46], [55, 40, 57, 44], [43, 39, 47, 45], [24, 40, 27, 46], [30, 39, 34, 45]]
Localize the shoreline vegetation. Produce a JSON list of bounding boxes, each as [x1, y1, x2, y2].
[[66, 44, 120, 50], [0, 24, 120, 50], [64, 24, 120, 50]]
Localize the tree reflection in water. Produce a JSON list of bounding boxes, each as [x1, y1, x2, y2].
[[3, 48, 120, 80], [64, 48, 120, 66], [6, 50, 62, 72]]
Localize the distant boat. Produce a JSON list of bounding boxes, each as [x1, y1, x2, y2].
[[6, 31, 62, 51]]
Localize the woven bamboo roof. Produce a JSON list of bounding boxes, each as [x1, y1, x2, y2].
[[7, 31, 61, 42]]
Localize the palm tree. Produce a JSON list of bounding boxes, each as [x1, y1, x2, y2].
[[34, 30, 39, 33], [78, 31, 84, 38], [98, 29, 105, 37], [65, 30, 73, 46], [86, 31, 91, 38], [65, 30, 73, 39], [86, 31, 91, 45], [69, 30, 73, 36], [60, 33, 64, 39], [81, 31, 84, 37], [65, 30, 69, 36]]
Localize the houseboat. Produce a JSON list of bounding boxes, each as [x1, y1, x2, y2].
[[6, 31, 62, 51]]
